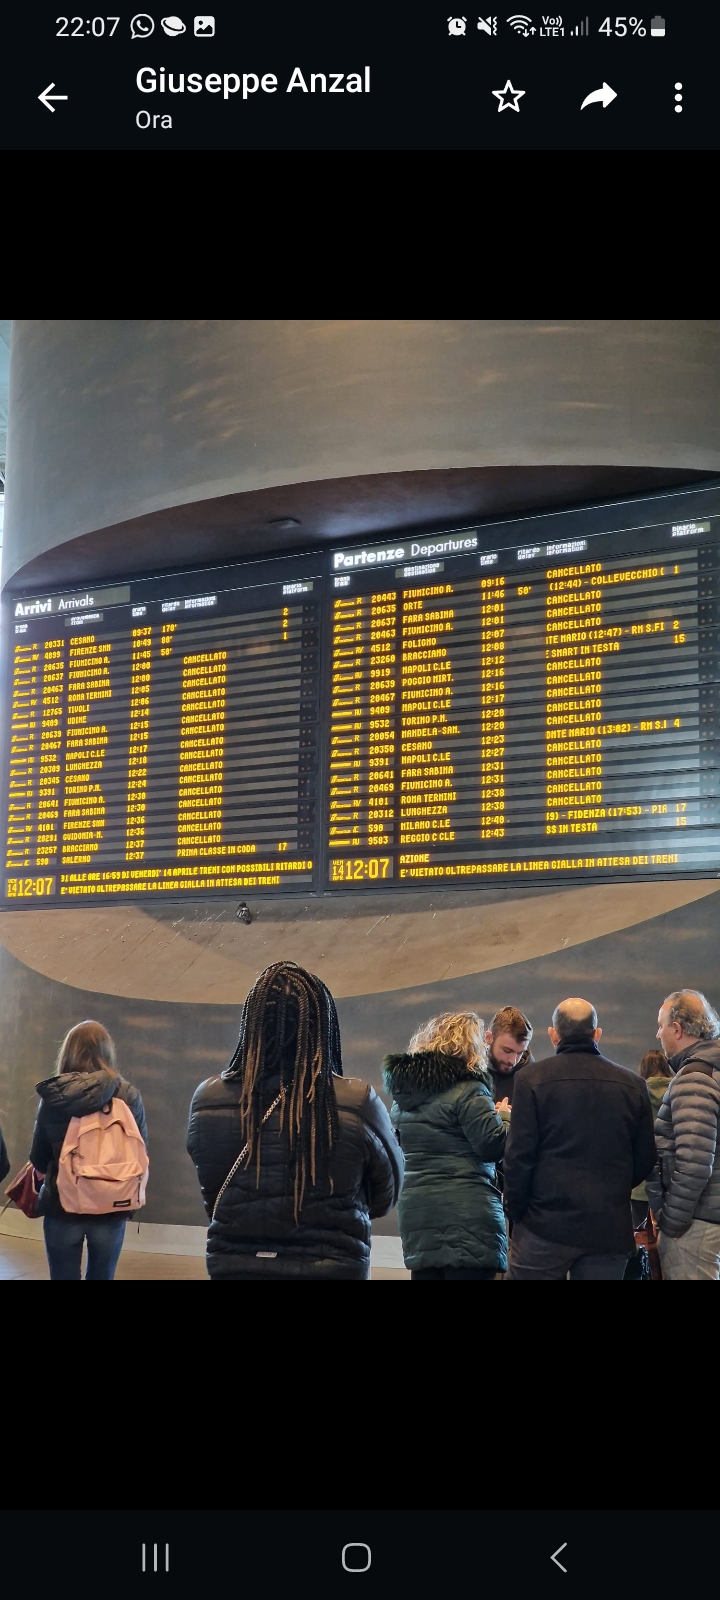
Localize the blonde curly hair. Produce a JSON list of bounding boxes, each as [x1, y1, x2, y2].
[[408, 1011, 488, 1074]]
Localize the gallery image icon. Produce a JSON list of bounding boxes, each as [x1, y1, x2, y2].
[[194, 14, 215, 33], [492, 77, 525, 109], [580, 81, 617, 107]]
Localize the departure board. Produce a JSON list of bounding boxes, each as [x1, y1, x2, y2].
[[2, 483, 720, 907]]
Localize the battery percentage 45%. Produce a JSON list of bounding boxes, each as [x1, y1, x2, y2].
[[599, 16, 647, 33]]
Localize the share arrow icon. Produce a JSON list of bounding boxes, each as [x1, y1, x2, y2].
[[580, 82, 617, 109]]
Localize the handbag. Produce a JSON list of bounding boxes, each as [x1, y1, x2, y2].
[[212, 1089, 285, 1220], [624, 1240, 651, 1280], [635, 1208, 663, 1280], [2, 1161, 45, 1219]]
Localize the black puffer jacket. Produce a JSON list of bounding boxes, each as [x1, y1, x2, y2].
[[0, 1123, 9, 1184], [646, 1039, 720, 1236], [187, 1072, 403, 1279], [30, 1070, 148, 1221]]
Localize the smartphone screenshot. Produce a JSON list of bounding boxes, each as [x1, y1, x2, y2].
[[5, 1, 716, 150]]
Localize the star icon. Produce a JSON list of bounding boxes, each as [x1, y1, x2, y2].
[[492, 79, 525, 111]]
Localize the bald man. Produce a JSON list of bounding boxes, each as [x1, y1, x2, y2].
[[503, 997, 656, 1279]]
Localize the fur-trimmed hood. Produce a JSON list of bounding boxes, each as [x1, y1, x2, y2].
[[383, 1050, 492, 1108]]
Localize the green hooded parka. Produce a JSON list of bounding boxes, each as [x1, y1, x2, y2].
[[383, 1050, 509, 1273]]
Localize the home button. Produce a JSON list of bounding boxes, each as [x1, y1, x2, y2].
[[342, 1544, 372, 1573]]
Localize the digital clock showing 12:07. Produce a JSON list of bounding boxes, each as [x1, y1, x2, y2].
[[6, 876, 56, 898], [330, 857, 392, 883]]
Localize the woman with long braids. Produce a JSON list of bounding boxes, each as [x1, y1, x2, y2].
[[187, 962, 403, 1279]]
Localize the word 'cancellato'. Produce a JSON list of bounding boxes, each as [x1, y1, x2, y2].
[[136, 67, 372, 99]]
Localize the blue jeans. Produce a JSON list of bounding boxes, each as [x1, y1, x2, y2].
[[507, 1221, 630, 1280], [43, 1215, 127, 1280]]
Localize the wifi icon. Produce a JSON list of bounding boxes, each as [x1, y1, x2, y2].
[[507, 13, 534, 32]]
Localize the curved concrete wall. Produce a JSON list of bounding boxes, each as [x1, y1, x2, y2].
[[3, 884, 720, 1227], [4, 319, 720, 588]]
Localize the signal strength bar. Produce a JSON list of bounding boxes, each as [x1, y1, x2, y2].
[[571, 15, 590, 32]]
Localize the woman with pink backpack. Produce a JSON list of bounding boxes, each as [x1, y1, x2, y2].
[[29, 1020, 148, 1280]]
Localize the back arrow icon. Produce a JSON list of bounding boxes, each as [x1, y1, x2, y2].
[[39, 83, 68, 112], [551, 1544, 568, 1573], [580, 82, 617, 109]]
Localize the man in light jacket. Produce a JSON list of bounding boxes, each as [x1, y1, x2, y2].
[[648, 988, 720, 1280]]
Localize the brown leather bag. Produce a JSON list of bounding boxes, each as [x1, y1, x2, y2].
[[2, 1162, 44, 1219]]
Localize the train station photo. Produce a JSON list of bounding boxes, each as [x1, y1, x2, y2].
[[1, 318, 719, 1281]]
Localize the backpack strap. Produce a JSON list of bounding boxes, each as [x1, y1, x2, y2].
[[212, 1088, 284, 1221]]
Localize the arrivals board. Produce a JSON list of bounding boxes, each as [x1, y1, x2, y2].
[[2, 483, 720, 906]]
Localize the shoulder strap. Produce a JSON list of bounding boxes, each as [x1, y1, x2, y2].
[[212, 1088, 284, 1220], [678, 1059, 717, 1078]]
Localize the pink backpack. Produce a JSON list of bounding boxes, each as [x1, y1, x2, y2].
[[57, 1097, 149, 1215]]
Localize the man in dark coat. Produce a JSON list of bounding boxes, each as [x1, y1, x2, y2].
[[503, 997, 656, 1279]]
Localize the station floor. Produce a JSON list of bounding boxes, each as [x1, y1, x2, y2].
[[0, 1234, 409, 1280]]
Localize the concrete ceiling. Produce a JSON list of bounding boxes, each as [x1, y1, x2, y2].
[[5, 320, 720, 591], [7, 462, 714, 593]]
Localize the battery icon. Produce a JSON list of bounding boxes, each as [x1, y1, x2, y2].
[[650, 15, 665, 34]]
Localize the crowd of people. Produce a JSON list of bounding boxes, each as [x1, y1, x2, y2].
[[2, 962, 719, 1281]]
